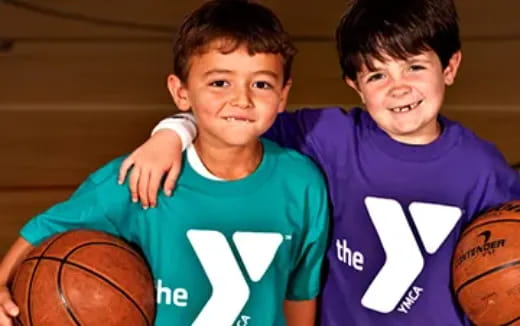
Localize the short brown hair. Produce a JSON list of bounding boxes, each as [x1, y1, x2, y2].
[[173, 0, 296, 85], [337, 0, 461, 80]]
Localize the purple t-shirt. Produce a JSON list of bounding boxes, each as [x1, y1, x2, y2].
[[265, 107, 520, 326]]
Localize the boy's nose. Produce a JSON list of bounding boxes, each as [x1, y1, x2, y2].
[[230, 86, 253, 109], [389, 84, 412, 98]]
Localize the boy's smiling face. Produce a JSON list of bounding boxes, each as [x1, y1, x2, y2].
[[347, 50, 462, 144], [167, 40, 291, 149]]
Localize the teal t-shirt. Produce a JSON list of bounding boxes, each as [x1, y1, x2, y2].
[[21, 139, 329, 326]]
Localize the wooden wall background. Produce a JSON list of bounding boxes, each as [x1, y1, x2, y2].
[[1, 0, 519, 255]]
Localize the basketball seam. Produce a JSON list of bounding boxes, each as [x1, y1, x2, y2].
[[26, 232, 73, 326], [454, 259, 520, 296], [21, 241, 144, 265], [57, 259, 83, 326], [460, 219, 520, 238], [502, 315, 520, 326]]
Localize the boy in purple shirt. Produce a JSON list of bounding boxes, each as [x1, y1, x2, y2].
[[118, 0, 520, 325]]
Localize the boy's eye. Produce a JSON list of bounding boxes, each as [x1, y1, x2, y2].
[[209, 80, 229, 87], [409, 64, 425, 71], [366, 73, 384, 83], [253, 81, 273, 89]]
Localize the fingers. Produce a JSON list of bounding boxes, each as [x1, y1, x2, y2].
[[163, 163, 181, 197], [148, 170, 163, 208], [0, 313, 13, 326], [138, 168, 151, 209], [118, 156, 135, 185], [0, 299, 18, 326], [120, 130, 185, 208], [129, 167, 141, 204], [1, 301, 18, 317]]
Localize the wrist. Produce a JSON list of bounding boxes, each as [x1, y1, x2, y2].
[[153, 129, 182, 146]]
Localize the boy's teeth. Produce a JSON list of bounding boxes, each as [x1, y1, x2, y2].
[[225, 117, 250, 122], [391, 101, 421, 113], [391, 105, 410, 113]]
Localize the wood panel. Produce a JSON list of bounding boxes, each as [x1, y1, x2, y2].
[[2, 40, 520, 106], [0, 188, 73, 255], [3, 0, 520, 38]]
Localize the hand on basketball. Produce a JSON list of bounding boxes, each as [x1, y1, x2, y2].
[[0, 285, 18, 326], [118, 129, 183, 209]]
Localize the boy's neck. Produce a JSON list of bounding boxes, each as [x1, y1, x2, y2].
[[386, 120, 442, 145], [193, 138, 263, 181]]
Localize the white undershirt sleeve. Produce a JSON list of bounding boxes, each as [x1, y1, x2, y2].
[[151, 113, 197, 151]]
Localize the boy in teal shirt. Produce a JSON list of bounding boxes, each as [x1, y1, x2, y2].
[[0, 1, 329, 325]]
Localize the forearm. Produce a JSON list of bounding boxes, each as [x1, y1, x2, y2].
[[284, 299, 317, 326], [0, 237, 34, 285], [154, 111, 325, 163]]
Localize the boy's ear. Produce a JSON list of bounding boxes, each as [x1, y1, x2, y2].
[[443, 51, 462, 86], [167, 74, 191, 111], [345, 77, 366, 103], [277, 79, 293, 113]]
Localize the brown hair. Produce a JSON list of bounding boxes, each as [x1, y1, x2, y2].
[[336, 0, 461, 80], [173, 0, 296, 85]]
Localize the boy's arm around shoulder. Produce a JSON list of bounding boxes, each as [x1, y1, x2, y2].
[[117, 107, 349, 208], [118, 113, 195, 208], [264, 107, 349, 160]]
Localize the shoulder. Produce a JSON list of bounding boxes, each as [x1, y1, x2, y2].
[[279, 107, 365, 149], [65, 156, 137, 214], [445, 118, 509, 169], [87, 156, 127, 185], [71, 156, 130, 200], [262, 138, 326, 186], [288, 106, 362, 125]]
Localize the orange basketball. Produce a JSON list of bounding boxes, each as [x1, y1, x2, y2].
[[452, 200, 520, 326], [10, 230, 156, 326]]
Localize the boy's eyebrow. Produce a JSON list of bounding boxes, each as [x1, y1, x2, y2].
[[358, 56, 432, 77], [407, 58, 431, 64], [203, 69, 233, 76], [203, 69, 280, 79], [253, 70, 280, 79], [358, 66, 382, 77]]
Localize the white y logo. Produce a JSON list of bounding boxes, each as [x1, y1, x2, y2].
[[187, 230, 283, 326], [362, 197, 462, 313]]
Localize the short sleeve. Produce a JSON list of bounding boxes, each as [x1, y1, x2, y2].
[[20, 158, 136, 246]]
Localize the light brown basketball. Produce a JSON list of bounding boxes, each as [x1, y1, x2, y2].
[[452, 200, 520, 326], [10, 230, 155, 326]]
